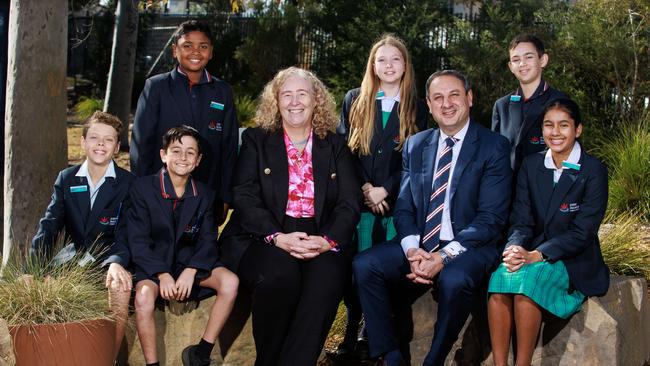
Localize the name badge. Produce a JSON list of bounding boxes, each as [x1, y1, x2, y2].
[[376, 90, 385, 99], [70, 185, 88, 193], [510, 95, 521, 102], [562, 161, 581, 171], [210, 101, 225, 110]]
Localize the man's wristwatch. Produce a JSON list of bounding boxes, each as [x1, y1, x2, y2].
[[439, 250, 452, 266]]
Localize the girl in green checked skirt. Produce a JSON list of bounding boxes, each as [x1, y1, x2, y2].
[[487, 98, 610, 366], [335, 34, 429, 361]]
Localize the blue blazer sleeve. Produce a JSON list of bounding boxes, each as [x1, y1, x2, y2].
[[131, 78, 161, 177], [31, 171, 66, 257], [218, 83, 238, 205], [506, 157, 536, 247], [393, 135, 421, 240], [127, 183, 171, 277]]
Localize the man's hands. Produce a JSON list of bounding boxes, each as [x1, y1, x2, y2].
[[156, 268, 198, 301], [274, 232, 331, 260], [405, 248, 444, 285], [362, 183, 390, 216], [502, 245, 543, 272], [105, 262, 132, 292]]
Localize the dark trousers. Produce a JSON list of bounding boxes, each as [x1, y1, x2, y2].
[[353, 242, 499, 366], [238, 217, 350, 366]]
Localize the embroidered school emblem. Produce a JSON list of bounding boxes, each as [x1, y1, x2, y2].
[[530, 136, 545, 145], [559, 203, 570, 213], [99, 216, 110, 225], [392, 135, 400, 144], [208, 120, 222, 131]]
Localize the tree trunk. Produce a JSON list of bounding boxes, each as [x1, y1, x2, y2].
[[104, 0, 139, 150], [4, 0, 68, 261]]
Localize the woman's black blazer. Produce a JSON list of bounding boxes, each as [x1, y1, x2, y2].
[[220, 127, 362, 271]]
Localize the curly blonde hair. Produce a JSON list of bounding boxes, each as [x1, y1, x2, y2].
[[255, 67, 339, 139]]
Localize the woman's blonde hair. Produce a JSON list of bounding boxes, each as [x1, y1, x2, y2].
[[348, 34, 420, 155], [255, 67, 339, 139]]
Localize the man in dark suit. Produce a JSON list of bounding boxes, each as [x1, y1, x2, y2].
[[130, 20, 238, 225], [354, 70, 512, 366]]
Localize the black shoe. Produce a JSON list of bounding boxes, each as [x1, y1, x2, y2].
[[181, 344, 211, 366]]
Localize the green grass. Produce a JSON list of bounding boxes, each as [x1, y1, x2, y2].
[[600, 211, 650, 280], [74, 97, 104, 123], [235, 94, 257, 128], [0, 244, 111, 326], [594, 115, 650, 222]]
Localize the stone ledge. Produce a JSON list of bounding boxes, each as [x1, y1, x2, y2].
[[410, 275, 650, 366]]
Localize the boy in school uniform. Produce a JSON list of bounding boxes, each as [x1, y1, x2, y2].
[[31, 111, 135, 358], [130, 19, 238, 226], [492, 33, 567, 173], [128, 126, 238, 366]]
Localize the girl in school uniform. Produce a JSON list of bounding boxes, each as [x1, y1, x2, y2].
[[336, 33, 429, 360], [487, 98, 610, 366]]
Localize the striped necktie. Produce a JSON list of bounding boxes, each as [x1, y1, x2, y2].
[[422, 136, 456, 252]]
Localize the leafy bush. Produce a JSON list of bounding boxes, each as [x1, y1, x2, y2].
[[74, 96, 104, 123], [595, 115, 650, 222], [235, 94, 257, 128], [600, 211, 650, 280], [0, 246, 111, 326]]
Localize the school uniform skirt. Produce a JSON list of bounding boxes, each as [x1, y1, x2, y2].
[[488, 260, 585, 319]]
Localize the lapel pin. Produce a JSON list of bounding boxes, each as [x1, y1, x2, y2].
[[330, 173, 337, 180], [264, 168, 271, 175]]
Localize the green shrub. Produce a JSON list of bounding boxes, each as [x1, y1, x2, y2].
[[600, 211, 650, 280], [74, 97, 104, 123], [595, 115, 650, 222], [0, 245, 111, 326], [235, 94, 258, 128]]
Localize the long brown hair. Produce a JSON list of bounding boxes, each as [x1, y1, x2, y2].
[[347, 34, 420, 155]]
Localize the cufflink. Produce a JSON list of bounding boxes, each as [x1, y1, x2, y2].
[[330, 173, 337, 179], [264, 168, 271, 175]]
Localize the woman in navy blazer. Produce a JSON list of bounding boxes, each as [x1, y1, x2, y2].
[[487, 98, 609, 366], [220, 67, 361, 366]]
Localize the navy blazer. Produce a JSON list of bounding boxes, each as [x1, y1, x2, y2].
[[220, 127, 362, 271], [492, 81, 566, 171], [130, 68, 238, 205], [31, 163, 135, 267], [393, 121, 512, 249], [127, 174, 219, 281], [507, 150, 609, 296], [338, 88, 429, 207]]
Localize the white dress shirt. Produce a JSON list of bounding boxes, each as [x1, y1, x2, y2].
[[75, 160, 116, 209]]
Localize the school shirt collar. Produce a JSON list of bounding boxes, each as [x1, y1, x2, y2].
[[513, 79, 549, 102], [75, 160, 116, 208], [544, 141, 582, 182], [159, 168, 198, 200], [176, 66, 211, 86]]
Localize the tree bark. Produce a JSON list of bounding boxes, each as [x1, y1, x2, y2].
[[4, 0, 68, 261], [104, 0, 139, 150]]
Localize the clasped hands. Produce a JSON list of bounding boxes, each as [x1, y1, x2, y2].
[[502, 245, 543, 272], [157, 267, 197, 301], [362, 183, 390, 215], [405, 248, 444, 285], [274, 232, 331, 260]]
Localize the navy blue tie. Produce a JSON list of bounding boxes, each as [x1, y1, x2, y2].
[[422, 137, 456, 252]]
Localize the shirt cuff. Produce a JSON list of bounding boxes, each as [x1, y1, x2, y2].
[[400, 235, 420, 256], [441, 241, 467, 258], [264, 232, 280, 245], [322, 235, 340, 252]]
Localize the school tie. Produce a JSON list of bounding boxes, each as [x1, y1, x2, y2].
[[422, 136, 456, 252]]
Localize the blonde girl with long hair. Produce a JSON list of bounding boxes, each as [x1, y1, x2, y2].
[[335, 33, 428, 361]]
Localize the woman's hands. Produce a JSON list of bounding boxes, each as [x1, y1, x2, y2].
[[362, 183, 390, 215], [274, 232, 331, 260], [502, 245, 544, 272]]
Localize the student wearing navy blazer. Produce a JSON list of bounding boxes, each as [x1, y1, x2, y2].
[[31, 163, 134, 267], [488, 98, 609, 366]]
